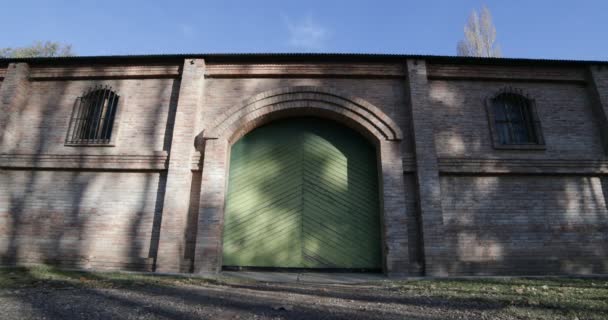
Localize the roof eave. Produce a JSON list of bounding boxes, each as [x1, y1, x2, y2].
[[0, 53, 606, 67]]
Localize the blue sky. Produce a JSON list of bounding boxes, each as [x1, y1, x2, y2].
[[1, 0, 607, 60]]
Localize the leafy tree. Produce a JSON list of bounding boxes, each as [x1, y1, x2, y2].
[[0, 41, 74, 58], [457, 6, 501, 57]]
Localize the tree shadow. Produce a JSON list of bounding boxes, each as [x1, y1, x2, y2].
[[221, 117, 384, 270], [8, 267, 606, 320], [1, 63, 181, 273], [430, 81, 608, 276], [10, 268, 461, 320]]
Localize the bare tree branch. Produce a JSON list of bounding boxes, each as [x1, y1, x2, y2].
[[457, 5, 501, 57], [0, 41, 74, 58]]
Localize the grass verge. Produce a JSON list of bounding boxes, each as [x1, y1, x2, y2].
[[387, 277, 608, 319], [0, 266, 606, 319]]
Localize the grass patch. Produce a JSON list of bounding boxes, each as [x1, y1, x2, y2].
[[388, 277, 608, 319], [1, 266, 606, 319]]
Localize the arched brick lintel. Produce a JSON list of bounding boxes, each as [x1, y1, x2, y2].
[[192, 86, 411, 276], [201, 86, 403, 143]]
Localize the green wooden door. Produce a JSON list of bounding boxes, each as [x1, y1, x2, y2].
[[222, 118, 381, 269]]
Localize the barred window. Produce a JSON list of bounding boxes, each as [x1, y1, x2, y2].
[[66, 86, 119, 145], [491, 92, 540, 145]]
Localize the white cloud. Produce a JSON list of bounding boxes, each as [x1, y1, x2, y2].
[[283, 15, 328, 51]]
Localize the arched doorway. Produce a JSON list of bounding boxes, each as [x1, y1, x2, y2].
[[192, 86, 409, 276], [222, 117, 382, 270]]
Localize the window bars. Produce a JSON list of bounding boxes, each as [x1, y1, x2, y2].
[[66, 85, 119, 145], [492, 92, 539, 145]]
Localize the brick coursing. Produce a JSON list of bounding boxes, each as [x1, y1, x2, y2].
[[0, 170, 162, 270], [406, 60, 448, 276], [588, 66, 608, 153], [0, 63, 30, 149], [0, 57, 606, 276], [429, 80, 603, 159], [1, 77, 179, 154], [203, 78, 413, 155], [440, 175, 608, 275]]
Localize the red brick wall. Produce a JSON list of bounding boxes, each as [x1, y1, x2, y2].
[[3, 78, 179, 154], [204, 78, 413, 155], [1, 59, 607, 276], [440, 175, 608, 275], [0, 63, 179, 270], [422, 64, 608, 275], [429, 80, 603, 159], [0, 170, 164, 270]]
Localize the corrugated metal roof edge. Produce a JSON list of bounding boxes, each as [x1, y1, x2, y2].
[[0, 52, 607, 67]]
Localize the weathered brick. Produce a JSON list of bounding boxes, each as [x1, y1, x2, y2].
[[0, 56, 606, 277]]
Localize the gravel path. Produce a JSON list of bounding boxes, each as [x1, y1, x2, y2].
[[0, 281, 515, 320]]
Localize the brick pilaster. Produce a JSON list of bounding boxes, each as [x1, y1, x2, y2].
[[406, 59, 447, 276], [588, 65, 608, 154], [379, 140, 412, 276], [193, 138, 229, 274], [155, 59, 205, 273], [0, 63, 30, 151]]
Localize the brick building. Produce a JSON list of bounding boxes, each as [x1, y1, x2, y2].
[[0, 53, 607, 277]]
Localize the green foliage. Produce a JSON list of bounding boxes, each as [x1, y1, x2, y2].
[[0, 41, 74, 58]]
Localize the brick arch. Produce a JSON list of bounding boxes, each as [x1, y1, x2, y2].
[[202, 86, 403, 143], [486, 86, 536, 102], [192, 86, 410, 276]]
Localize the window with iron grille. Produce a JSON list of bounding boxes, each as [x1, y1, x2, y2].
[[66, 86, 119, 145], [486, 90, 544, 149]]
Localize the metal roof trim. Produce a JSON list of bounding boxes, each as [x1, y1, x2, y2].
[[0, 52, 606, 66]]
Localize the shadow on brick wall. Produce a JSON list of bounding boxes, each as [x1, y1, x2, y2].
[[429, 83, 608, 275], [1, 77, 182, 272]]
